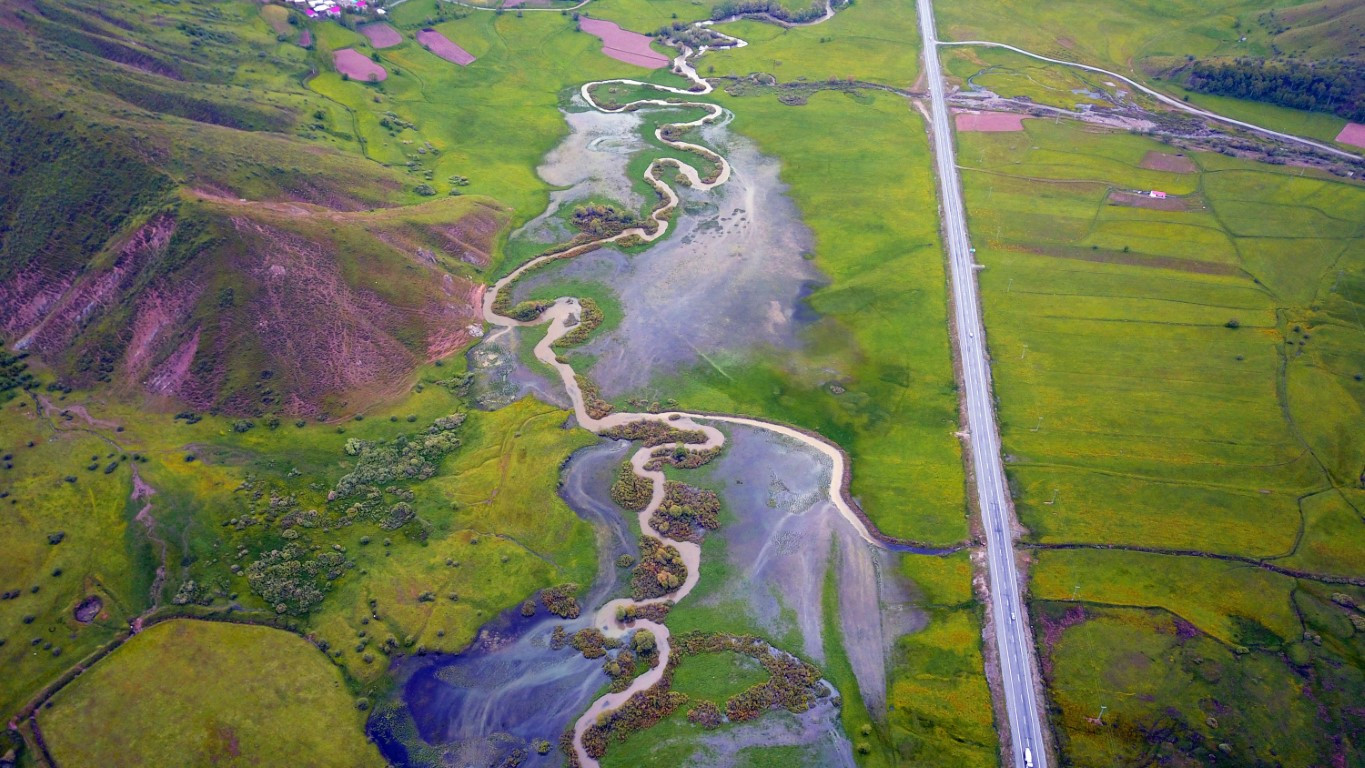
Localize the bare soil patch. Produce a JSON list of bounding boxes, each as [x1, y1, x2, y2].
[[1108, 189, 1202, 212], [359, 22, 402, 48], [333, 48, 387, 82], [298, 28, 311, 48], [579, 18, 669, 69], [1139, 150, 1197, 173], [1336, 121, 1365, 149], [954, 110, 1025, 132], [416, 28, 475, 66]]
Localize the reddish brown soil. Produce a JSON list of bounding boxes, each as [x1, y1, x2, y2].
[[1, 198, 492, 417], [1, 214, 177, 356], [1107, 189, 1201, 212], [416, 28, 475, 65], [333, 48, 387, 81], [1139, 151, 1197, 173], [1336, 121, 1365, 149], [579, 18, 669, 69], [954, 110, 1025, 132], [358, 22, 402, 48], [298, 28, 312, 48]]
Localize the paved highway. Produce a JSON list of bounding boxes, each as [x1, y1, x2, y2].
[[914, 1, 1050, 766]]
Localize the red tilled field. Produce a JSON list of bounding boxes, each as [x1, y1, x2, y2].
[[1138, 151, 1197, 173], [953, 111, 1025, 132], [359, 22, 402, 48], [298, 28, 312, 48], [333, 48, 387, 81], [1336, 122, 1365, 149], [416, 28, 475, 66], [578, 18, 669, 69]]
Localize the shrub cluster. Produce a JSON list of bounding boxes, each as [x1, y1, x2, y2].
[[329, 414, 466, 527], [673, 632, 828, 723], [600, 419, 707, 447], [570, 203, 639, 239], [631, 536, 687, 600], [650, 482, 721, 542], [552, 298, 603, 349], [609, 462, 653, 511], [245, 543, 351, 615], [580, 678, 687, 759], [644, 444, 720, 471], [540, 583, 581, 619], [576, 375, 614, 419]]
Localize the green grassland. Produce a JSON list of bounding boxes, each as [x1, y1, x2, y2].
[[39, 619, 384, 767], [933, 0, 1358, 144], [649, 88, 967, 546], [961, 119, 1363, 559], [0, 354, 601, 765], [0, 405, 146, 720], [958, 117, 1365, 763], [889, 553, 997, 767], [701, 0, 921, 88], [1038, 599, 1364, 766]]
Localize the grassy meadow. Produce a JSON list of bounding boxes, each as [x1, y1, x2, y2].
[[957, 116, 1365, 763], [702, 0, 921, 88], [39, 619, 385, 767]]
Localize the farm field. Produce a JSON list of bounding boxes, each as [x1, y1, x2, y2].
[[958, 117, 1365, 764]]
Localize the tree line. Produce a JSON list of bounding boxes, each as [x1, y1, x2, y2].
[[1184, 57, 1365, 122]]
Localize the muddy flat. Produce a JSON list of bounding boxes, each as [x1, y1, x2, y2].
[[333, 48, 387, 81], [359, 22, 402, 48], [954, 110, 1025, 132], [1139, 151, 1197, 173], [416, 28, 475, 65], [579, 18, 669, 69], [1336, 121, 1365, 149]]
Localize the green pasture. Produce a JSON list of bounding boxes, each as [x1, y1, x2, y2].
[[642, 88, 967, 546], [0, 403, 146, 719], [1039, 601, 1364, 766], [703, 0, 921, 88], [960, 117, 1363, 764], [960, 119, 1364, 565], [40, 619, 384, 767]]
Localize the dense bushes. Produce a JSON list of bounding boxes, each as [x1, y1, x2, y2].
[[569, 203, 639, 239], [650, 482, 721, 542], [711, 0, 828, 23], [644, 444, 720, 471], [552, 298, 603, 349], [539, 583, 581, 619], [600, 419, 707, 447], [610, 462, 653, 511], [245, 544, 351, 615], [330, 413, 466, 526], [1184, 57, 1365, 122], [631, 536, 687, 599], [576, 375, 614, 419]]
